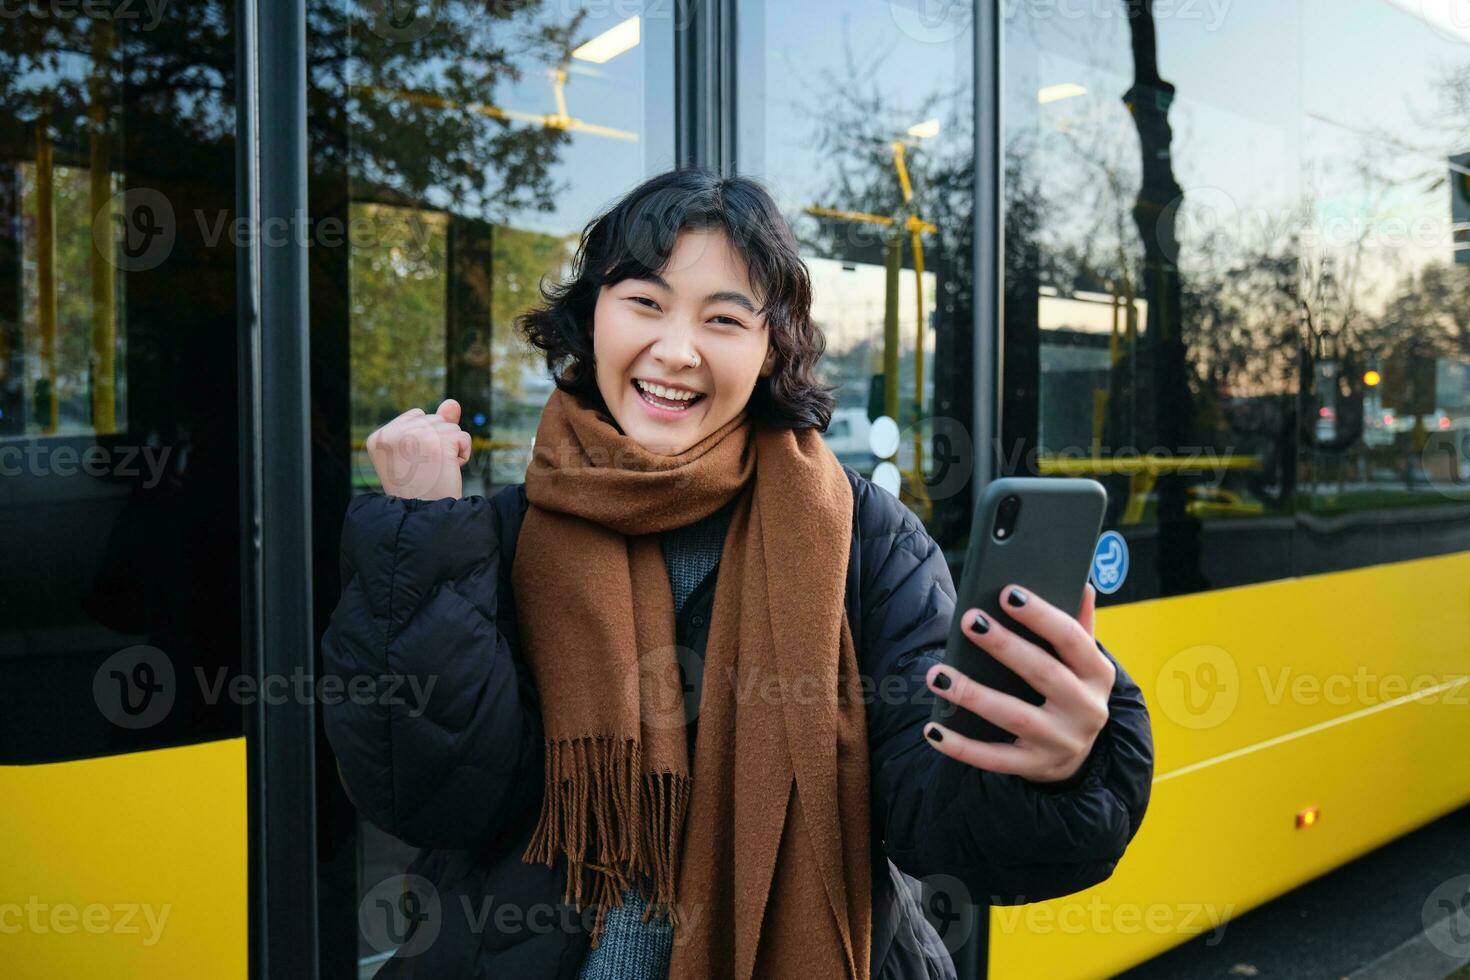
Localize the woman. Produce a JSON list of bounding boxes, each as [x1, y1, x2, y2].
[[322, 168, 1153, 980]]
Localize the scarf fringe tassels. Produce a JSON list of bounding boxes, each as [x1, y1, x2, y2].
[[521, 734, 692, 948]]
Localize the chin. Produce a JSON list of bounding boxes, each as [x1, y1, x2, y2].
[[633, 430, 692, 456]]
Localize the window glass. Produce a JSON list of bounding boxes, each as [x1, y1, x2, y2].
[[0, 2, 243, 762], [736, 0, 977, 560], [1296, 0, 1470, 573], [1001, 1, 1470, 601], [305, 2, 674, 973]]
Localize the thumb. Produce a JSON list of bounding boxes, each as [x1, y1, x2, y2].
[[436, 398, 461, 424]]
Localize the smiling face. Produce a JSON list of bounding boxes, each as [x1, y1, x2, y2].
[[592, 227, 776, 456]]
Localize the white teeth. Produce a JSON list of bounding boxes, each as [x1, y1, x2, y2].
[[636, 379, 701, 402]]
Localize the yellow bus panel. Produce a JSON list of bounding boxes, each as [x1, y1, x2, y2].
[[0, 737, 247, 980], [990, 552, 1470, 978]]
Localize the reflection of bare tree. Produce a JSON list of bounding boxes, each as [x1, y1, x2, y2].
[[1375, 264, 1470, 360], [785, 28, 976, 541], [1438, 65, 1470, 156], [1118, 0, 1202, 594], [1000, 138, 1047, 465], [785, 29, 971, 252], [310, 1, 574, 220]]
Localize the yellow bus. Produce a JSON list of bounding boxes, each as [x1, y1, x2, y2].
[[3, 1, 1468, 978]]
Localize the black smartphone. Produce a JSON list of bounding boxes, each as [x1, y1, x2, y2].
[[929, 477, 1108, 742]]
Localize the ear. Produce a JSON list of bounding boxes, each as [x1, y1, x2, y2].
[[759, 345, 777, 378]]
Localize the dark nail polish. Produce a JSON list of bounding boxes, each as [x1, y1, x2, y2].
[[926, 725, 943, 742], [969, 611, 990, 634], [933, 670, 952, 690], [1007, 588, 1028, 608]]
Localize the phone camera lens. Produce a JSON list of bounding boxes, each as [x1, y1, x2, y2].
[[993, 495, 1021, 541]]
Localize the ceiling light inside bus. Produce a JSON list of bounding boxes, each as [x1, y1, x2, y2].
[[573, 16, 640, 64], [908, 118, 941, 140], [1038, 83, 1087, 104]]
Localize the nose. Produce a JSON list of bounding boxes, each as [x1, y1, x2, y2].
[[650, 320, 700, 371]]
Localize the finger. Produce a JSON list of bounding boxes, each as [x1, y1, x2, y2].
[[1079, 584, 1096, 638], [957, 607, 1082, 703], [436, 398, 461, 423], [429, 419, 469, 451], [427, 417, 464, 435], [456, 431, 472, 464], [1001, 585, 1111, 684], [926, 662, 1050, 743], [921, 719, 1035, 776]]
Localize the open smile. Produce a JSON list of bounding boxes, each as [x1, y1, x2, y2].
[[632, 378, 707, 418]]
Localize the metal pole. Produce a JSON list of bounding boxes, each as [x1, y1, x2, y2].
[[239, 0, 319, 975]]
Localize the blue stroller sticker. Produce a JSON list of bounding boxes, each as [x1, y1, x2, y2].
[[1090, 531, 1128, 595]]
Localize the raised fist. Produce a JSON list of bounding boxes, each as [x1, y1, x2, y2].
[[365, 399, 473, 501]]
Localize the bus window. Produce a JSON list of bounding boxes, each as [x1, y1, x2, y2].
[[304, 3, 674, 974], [735, 0, 977, 565], [0, 0, 244, 763], [1000, 1, 1470, 601]]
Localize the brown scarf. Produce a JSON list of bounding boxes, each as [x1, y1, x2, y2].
[[511, 387, 872, 980]]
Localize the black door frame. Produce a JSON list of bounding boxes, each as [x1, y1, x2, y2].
[[238, 0, 318, 977]]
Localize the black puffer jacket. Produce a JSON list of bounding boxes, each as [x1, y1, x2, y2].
[[321, 468, 1154, 979]]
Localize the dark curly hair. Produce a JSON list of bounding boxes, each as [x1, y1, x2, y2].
[[516, 167, 836, 430]]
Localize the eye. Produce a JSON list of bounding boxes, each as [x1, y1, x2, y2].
[[628, 296, 661, 311], [710, 315, 744, 327]]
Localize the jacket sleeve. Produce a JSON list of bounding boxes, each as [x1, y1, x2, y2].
[[320, 491, 544, 851], [857, 481, 1154, 906]]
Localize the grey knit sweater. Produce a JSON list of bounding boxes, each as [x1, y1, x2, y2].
[[576, 501, 734, 980]]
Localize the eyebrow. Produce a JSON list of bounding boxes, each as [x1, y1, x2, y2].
[[632, 271, 760, 315]]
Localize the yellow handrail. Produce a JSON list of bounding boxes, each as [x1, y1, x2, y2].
[[1036, 454, 1262, 476], [1036, 454, 1263, 525]]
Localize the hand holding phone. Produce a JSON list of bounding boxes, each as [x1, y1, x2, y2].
[[927, 478, 1107, 743]]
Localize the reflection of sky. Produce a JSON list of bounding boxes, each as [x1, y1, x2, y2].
[[736, 0, 973, 214], [359, 1, 665, 236], [490, 31, 647, 234], [1004, 0, 1470, 310]]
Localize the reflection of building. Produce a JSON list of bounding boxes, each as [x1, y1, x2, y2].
[[4, 3, 1470, 980]]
